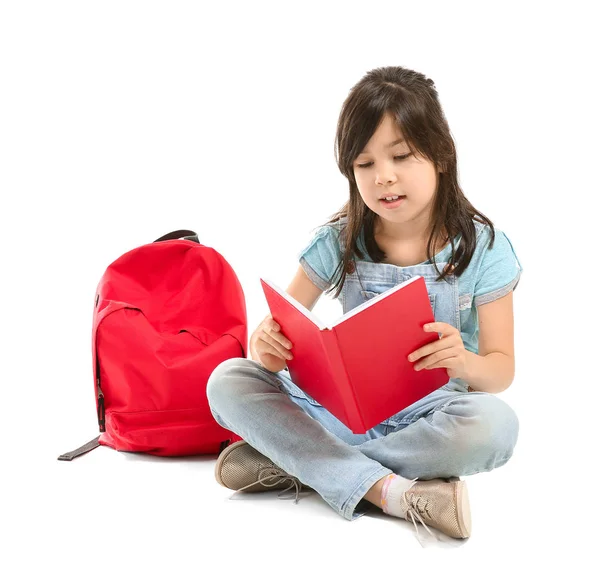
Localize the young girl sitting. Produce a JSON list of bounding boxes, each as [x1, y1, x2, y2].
[[206, 65, 522, 544]]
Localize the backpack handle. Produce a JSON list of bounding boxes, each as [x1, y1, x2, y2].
[[154, 230, 200, 243]]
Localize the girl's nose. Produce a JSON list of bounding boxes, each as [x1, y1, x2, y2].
[[376, 173, 397, 186], [375, 163, 397, 186]]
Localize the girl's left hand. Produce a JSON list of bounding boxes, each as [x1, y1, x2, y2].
[[407, 322, 469, 379]]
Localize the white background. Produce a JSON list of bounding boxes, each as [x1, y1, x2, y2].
[[1, 0, 598, 558]]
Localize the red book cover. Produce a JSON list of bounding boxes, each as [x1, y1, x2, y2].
[[260, 276, 449, 433]]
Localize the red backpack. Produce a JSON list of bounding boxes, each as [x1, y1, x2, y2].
[[58, 230, 245, 460]]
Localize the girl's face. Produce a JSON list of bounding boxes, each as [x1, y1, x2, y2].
[[353, 113, 439, 231]]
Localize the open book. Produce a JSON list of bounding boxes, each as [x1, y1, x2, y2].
[[260, 276, 449, 433]]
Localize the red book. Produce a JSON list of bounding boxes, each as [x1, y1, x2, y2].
[[260, 276, 449, 433]]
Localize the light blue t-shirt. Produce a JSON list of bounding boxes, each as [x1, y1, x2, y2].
[[297, 218, 523, 354]]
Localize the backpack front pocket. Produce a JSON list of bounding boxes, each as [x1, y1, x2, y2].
[[104, 407, 229, 456]]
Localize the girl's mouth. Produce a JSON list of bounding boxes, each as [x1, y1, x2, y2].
[[380, 195, 406, 209]]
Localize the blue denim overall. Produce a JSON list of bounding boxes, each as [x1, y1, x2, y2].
[[206, 257, 519, 521]]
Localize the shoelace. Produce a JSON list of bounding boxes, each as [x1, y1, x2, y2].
[[230, 467, 311, 504], [401, 480, 439, 547], [232, 469, 440, 547]]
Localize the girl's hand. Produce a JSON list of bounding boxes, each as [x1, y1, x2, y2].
[[407, 322, 468, 379], [250, 314, 294, 373]]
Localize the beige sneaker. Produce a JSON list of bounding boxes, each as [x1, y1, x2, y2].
[[399, 477, 471, 543], [215, 440, 312, 502]]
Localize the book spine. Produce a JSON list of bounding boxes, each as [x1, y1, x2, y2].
[[320, 329, 366, 433]]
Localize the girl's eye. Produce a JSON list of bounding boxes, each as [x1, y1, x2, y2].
[[356, 153, 411, 168]]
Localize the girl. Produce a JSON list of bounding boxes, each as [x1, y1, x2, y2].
[[206, 65, 522, 545]]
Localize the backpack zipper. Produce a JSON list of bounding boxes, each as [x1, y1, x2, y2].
[[95, 346, 106, 431], [97, 381, 105, 432]]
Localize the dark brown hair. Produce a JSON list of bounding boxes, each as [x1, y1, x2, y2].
[[322, 65, 495, 299]]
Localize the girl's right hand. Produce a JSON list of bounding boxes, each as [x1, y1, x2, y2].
[[250, 314, 294, 373]]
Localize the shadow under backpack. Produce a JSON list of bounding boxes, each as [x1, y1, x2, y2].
[[58, 230, 246, 461]]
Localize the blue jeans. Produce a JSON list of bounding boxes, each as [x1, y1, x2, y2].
[[206, 357, 519, 521]]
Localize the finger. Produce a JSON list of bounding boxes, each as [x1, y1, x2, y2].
[[261, 331, 292, 358], [409, 337, 455, 363], [265, 324, 293, 351], [256, 338, 291, 362], [259, 331, 294, 360], [421, 355, 462, 371], [415, 348, 457, 370], [424, 322, 456, 336], [266, 320, 292, 346]]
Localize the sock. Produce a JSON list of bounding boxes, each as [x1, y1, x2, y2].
[[380, 473, 417, 518]]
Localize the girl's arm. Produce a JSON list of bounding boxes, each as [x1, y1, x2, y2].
[[464, 291, 516, 393], [285, 265, 325, 312]]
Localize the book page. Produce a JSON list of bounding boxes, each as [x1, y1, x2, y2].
[[261, 278, 329, 330], [329, 275, 421, 328]]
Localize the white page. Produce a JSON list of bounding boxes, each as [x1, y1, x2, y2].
[[262, 278, 329, 330], [262, 275, 422, 330], [329, 275, 421, 327]]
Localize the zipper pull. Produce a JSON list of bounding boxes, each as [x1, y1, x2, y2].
[[97, 384, 106, 432]]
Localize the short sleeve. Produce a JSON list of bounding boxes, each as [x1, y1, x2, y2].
[[473, 228, 523, 307], [297, 225, 343, 291]]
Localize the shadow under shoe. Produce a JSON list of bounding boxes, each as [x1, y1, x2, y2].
[[215, 440, 313, 503]]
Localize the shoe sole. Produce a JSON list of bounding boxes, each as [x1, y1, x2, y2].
[[215, 440, 249, 489], [455, 480, 472, 538]]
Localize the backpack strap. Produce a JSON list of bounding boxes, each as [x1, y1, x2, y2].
[[58, 437, 232, 460], [154, 230, 199, 243], [57, 436, 101, 461]]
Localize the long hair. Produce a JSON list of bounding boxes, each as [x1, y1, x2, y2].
[[323, 65, 495, 300]]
